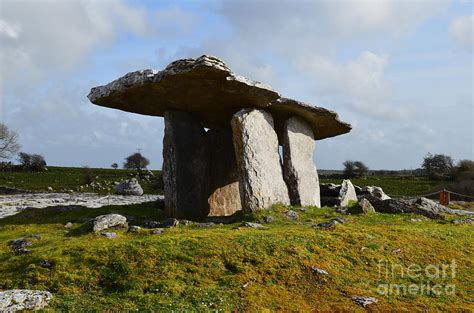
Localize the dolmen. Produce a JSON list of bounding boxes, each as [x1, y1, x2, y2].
[[88, 55, 351, 220]]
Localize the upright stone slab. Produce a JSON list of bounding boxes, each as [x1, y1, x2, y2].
[[339, 179, 358, 207], [282, 117, 321, 207], [163, 111, 209, 220], [231, 109, 290, 212], [207, 129, 242, 216]]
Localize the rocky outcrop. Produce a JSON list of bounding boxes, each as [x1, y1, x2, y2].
[[0, 289, 53, 312], [206, 129, 242, 216], [7, 234, 41, 254], [339, 179, 358, 207], [231, 109, 290, 212], [283, 117, 320, 207], [163, 111, 209, 220], [358, 198, 376, 215], [92, 214, 128, 232], [115, 178, 143, 196]]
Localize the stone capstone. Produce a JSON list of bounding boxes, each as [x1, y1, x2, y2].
[[92, 214, 128, 232], [163, 111, 209, 220], [269, 98, 351, 141], [283, 116, 320, 207], [0, 290, 53, 312], [339, 179, 358, 207], [88, 55, 351, 140], [88, 55, 279, 130], [115, 178, 143, 196], [206, 129, 242, 216], [231, 109, 290, 212]]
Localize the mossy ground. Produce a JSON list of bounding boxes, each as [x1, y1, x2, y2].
[[1, 203, 473, 311]]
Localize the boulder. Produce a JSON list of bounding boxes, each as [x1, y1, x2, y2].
[[92, 214, 128, 232], [231, 109, 290, 212], [361, 186, 390, 200], [339, 180, 358, 207], [359, 198, 376, 215], [282, 116, 321, 207], [163, 111, 209, 220], [115, 178, 143, 196], [320, 183, 341, 197], [160, 218, 179, 228], [206, 129, 242, 216], [0, 290, 53, 312]]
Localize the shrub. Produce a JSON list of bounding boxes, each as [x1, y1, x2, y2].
[[17, 152, 46, 171]]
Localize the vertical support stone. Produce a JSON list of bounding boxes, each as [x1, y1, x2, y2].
[[163, 111, 209, 220], [207, 129, 242, 216], [282, 116, 321, 207], [231, 109, 290, 212]]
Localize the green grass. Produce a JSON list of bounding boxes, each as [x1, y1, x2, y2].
[[0, 166, 162, 194], [321, 176, 440, 197], [0, 203, 473, 311]]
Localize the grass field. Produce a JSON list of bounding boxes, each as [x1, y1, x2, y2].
[[0, 166, 441, 197], [1, 167, 472, 310], [0, 203, 473, 311], [0, 166, 163, 194]]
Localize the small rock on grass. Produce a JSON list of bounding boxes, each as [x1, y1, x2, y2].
[[351, 296, 378, 307], [262, 216, 274, 224], [311, 266, 329, 275], [38, 260, 55, 268], [151, 229, 165, 235], [284, 210, 299, 220], [64, 222, 73, 229], [160, 218, 179, 228], [452, 218, 474, 225], [315, 217, 347, 229], [101, 232, 118, 239], [128, 225, 141, 233], [93, 214, 127, 232], [241, 222, 264, 229]]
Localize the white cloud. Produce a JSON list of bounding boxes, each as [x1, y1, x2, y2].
[[449, 15, 473, 51], [0, 0, 149, 85]]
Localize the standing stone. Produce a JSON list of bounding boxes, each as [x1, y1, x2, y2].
[[163, 111, 209, 220], [207, 129, 242, 216], [231, 109, 290, 212], [282, 116, 321, 207], [339, 179, 358, 207]]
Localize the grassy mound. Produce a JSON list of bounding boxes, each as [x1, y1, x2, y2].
[[1, 203, 472, 311]]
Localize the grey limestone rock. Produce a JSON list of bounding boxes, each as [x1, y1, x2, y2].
[[283, 117, 320, 207], [92, 214, 128, 232], [231, 109, 290, 212], [0, 290, 53, 312]]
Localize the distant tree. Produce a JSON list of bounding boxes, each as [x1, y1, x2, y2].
[[353, 161, 369, 178], [422, 153, 453, 180], [343, 160, 355, 178], [0, 123, 21, 160], [456, 159, 474, 172], [111, 163, 118, 170], [18, 152, 47, 171], [343, 160, 369, 178], [123, 153, 149, 171]]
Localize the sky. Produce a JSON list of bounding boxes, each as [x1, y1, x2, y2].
[[0, 0, 472, 170]]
